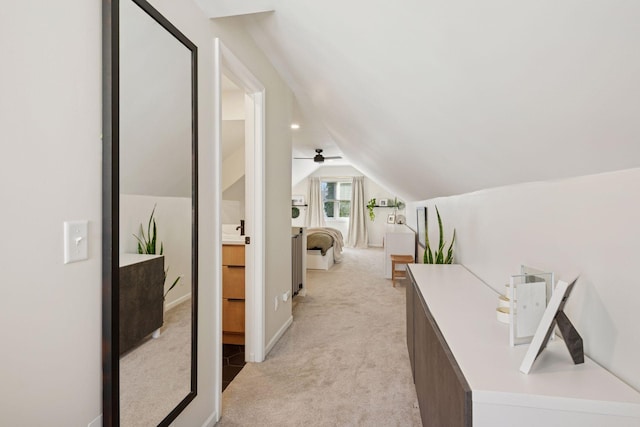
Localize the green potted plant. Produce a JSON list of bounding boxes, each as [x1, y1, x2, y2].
[[423, 206, 456, 264], [366, 198, 377, 221], [133, 205, 181, 298], [393, 197, 406, 210]]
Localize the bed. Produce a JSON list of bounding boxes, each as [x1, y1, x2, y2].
[[306, 227, 344, 270]]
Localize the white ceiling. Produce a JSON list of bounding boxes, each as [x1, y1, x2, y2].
[[200, 0, 640, 201]]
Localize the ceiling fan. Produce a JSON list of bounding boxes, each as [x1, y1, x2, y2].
[[294, 148, 342, 163]]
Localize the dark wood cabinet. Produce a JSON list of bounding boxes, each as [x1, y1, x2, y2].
[[407, 269, 471, 427], [119, 254, 164, 355], [406, 275, 415, 378]]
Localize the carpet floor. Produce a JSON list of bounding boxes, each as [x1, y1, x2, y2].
[[120, 299, 191, 427], [218, 247, 422, 426]]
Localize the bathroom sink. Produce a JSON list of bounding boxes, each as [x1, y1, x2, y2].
[[222, 234, 244, 244]]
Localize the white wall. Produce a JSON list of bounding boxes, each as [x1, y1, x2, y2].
[[221, 200, 241, 225], [406, 168, 640, 392], [0, 0, 292, 425], [120, 0, 192, 198], [211, 16, 294, 353], [221, 87, 245, 120], [221, 86, 245, 160], [1, 1, 102, 425], [222, 176, 246, 222], [292, 165, 405, 246], [221, 145, 245, 192]]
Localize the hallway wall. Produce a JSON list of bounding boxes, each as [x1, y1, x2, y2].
[[0, 0, 293, 425], [1, 1, 103, 424]]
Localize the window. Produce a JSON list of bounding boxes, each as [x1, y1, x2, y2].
[[321, 180, 351, 220]]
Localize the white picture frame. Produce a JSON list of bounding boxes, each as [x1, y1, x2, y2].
[[509, 276, 547, 346], [379, 199, 388, 207], [519, 278, 578, 374], [387, 213, 395, 224]]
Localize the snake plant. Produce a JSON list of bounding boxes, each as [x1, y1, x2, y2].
[[133, 204, 163, 256], [423, 206, 456, 264], [133, 205, 181, 298]]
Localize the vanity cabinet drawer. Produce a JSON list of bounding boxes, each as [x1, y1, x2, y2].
[[222, 266, 245, 299], [222, 299, 245, 333], [222, 245, 245, 266]]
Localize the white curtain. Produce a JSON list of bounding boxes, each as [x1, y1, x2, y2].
[[347, 176, 368, 248], [306, 177, 326, 227]]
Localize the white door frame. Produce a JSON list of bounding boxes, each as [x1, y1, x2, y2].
[[213, 37, 266, 410]]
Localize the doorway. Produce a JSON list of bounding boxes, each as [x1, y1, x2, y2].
[[220, 73, 252, 390], [214, 38, 266, 412]]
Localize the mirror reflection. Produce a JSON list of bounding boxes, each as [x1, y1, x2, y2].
[[117, 0, 195, 425]]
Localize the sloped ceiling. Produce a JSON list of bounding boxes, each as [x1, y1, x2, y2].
[[221, 74, 245, 160], [200, 0, 640, 201], [121, 0, 192, 198]]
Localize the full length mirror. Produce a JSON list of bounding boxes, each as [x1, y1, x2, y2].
[[103, 0, 198, 425]]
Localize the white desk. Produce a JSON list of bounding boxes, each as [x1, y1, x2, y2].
[[383, 224, 415, 279], [407, 264, 640, 427]]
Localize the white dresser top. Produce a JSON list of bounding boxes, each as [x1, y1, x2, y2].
[[385, 224, 413, 234], [408, 264, 640, 418], [119, 253, 163, 267]]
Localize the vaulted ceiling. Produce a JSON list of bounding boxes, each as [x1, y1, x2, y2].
[[198, 0, 640, 201]]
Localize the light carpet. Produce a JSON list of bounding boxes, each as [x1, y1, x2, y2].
[[120, 299, 192, 427], [218, 247, 422, 426]]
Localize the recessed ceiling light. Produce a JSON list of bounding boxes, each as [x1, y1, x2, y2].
[[290, 123, 300, 130]]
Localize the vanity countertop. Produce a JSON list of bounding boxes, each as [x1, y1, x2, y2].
[[222, 235, 245, 245]]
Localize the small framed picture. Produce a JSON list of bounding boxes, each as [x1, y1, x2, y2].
[[387, 214, 396, 224], [379, 199, 388, 207]]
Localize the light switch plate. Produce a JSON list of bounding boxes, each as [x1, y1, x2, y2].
[[64, 220, 88, 264]]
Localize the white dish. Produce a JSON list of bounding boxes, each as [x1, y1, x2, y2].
[[498, 295, 510, 308], [496, 307, 510, 324], [505, 284, 517, 300]]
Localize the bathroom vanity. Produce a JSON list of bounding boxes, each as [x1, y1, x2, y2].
[[222, 243, 245, 345]]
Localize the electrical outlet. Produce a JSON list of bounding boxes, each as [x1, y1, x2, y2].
[[274, 296, 279, 311]]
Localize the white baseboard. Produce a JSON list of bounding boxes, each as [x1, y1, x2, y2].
[[165, 292, 191, 312], [265, 315, 293, 357], [201, 411, 218, 427]]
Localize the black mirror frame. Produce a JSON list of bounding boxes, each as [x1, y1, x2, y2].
[[102, 0, 198, 425]]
